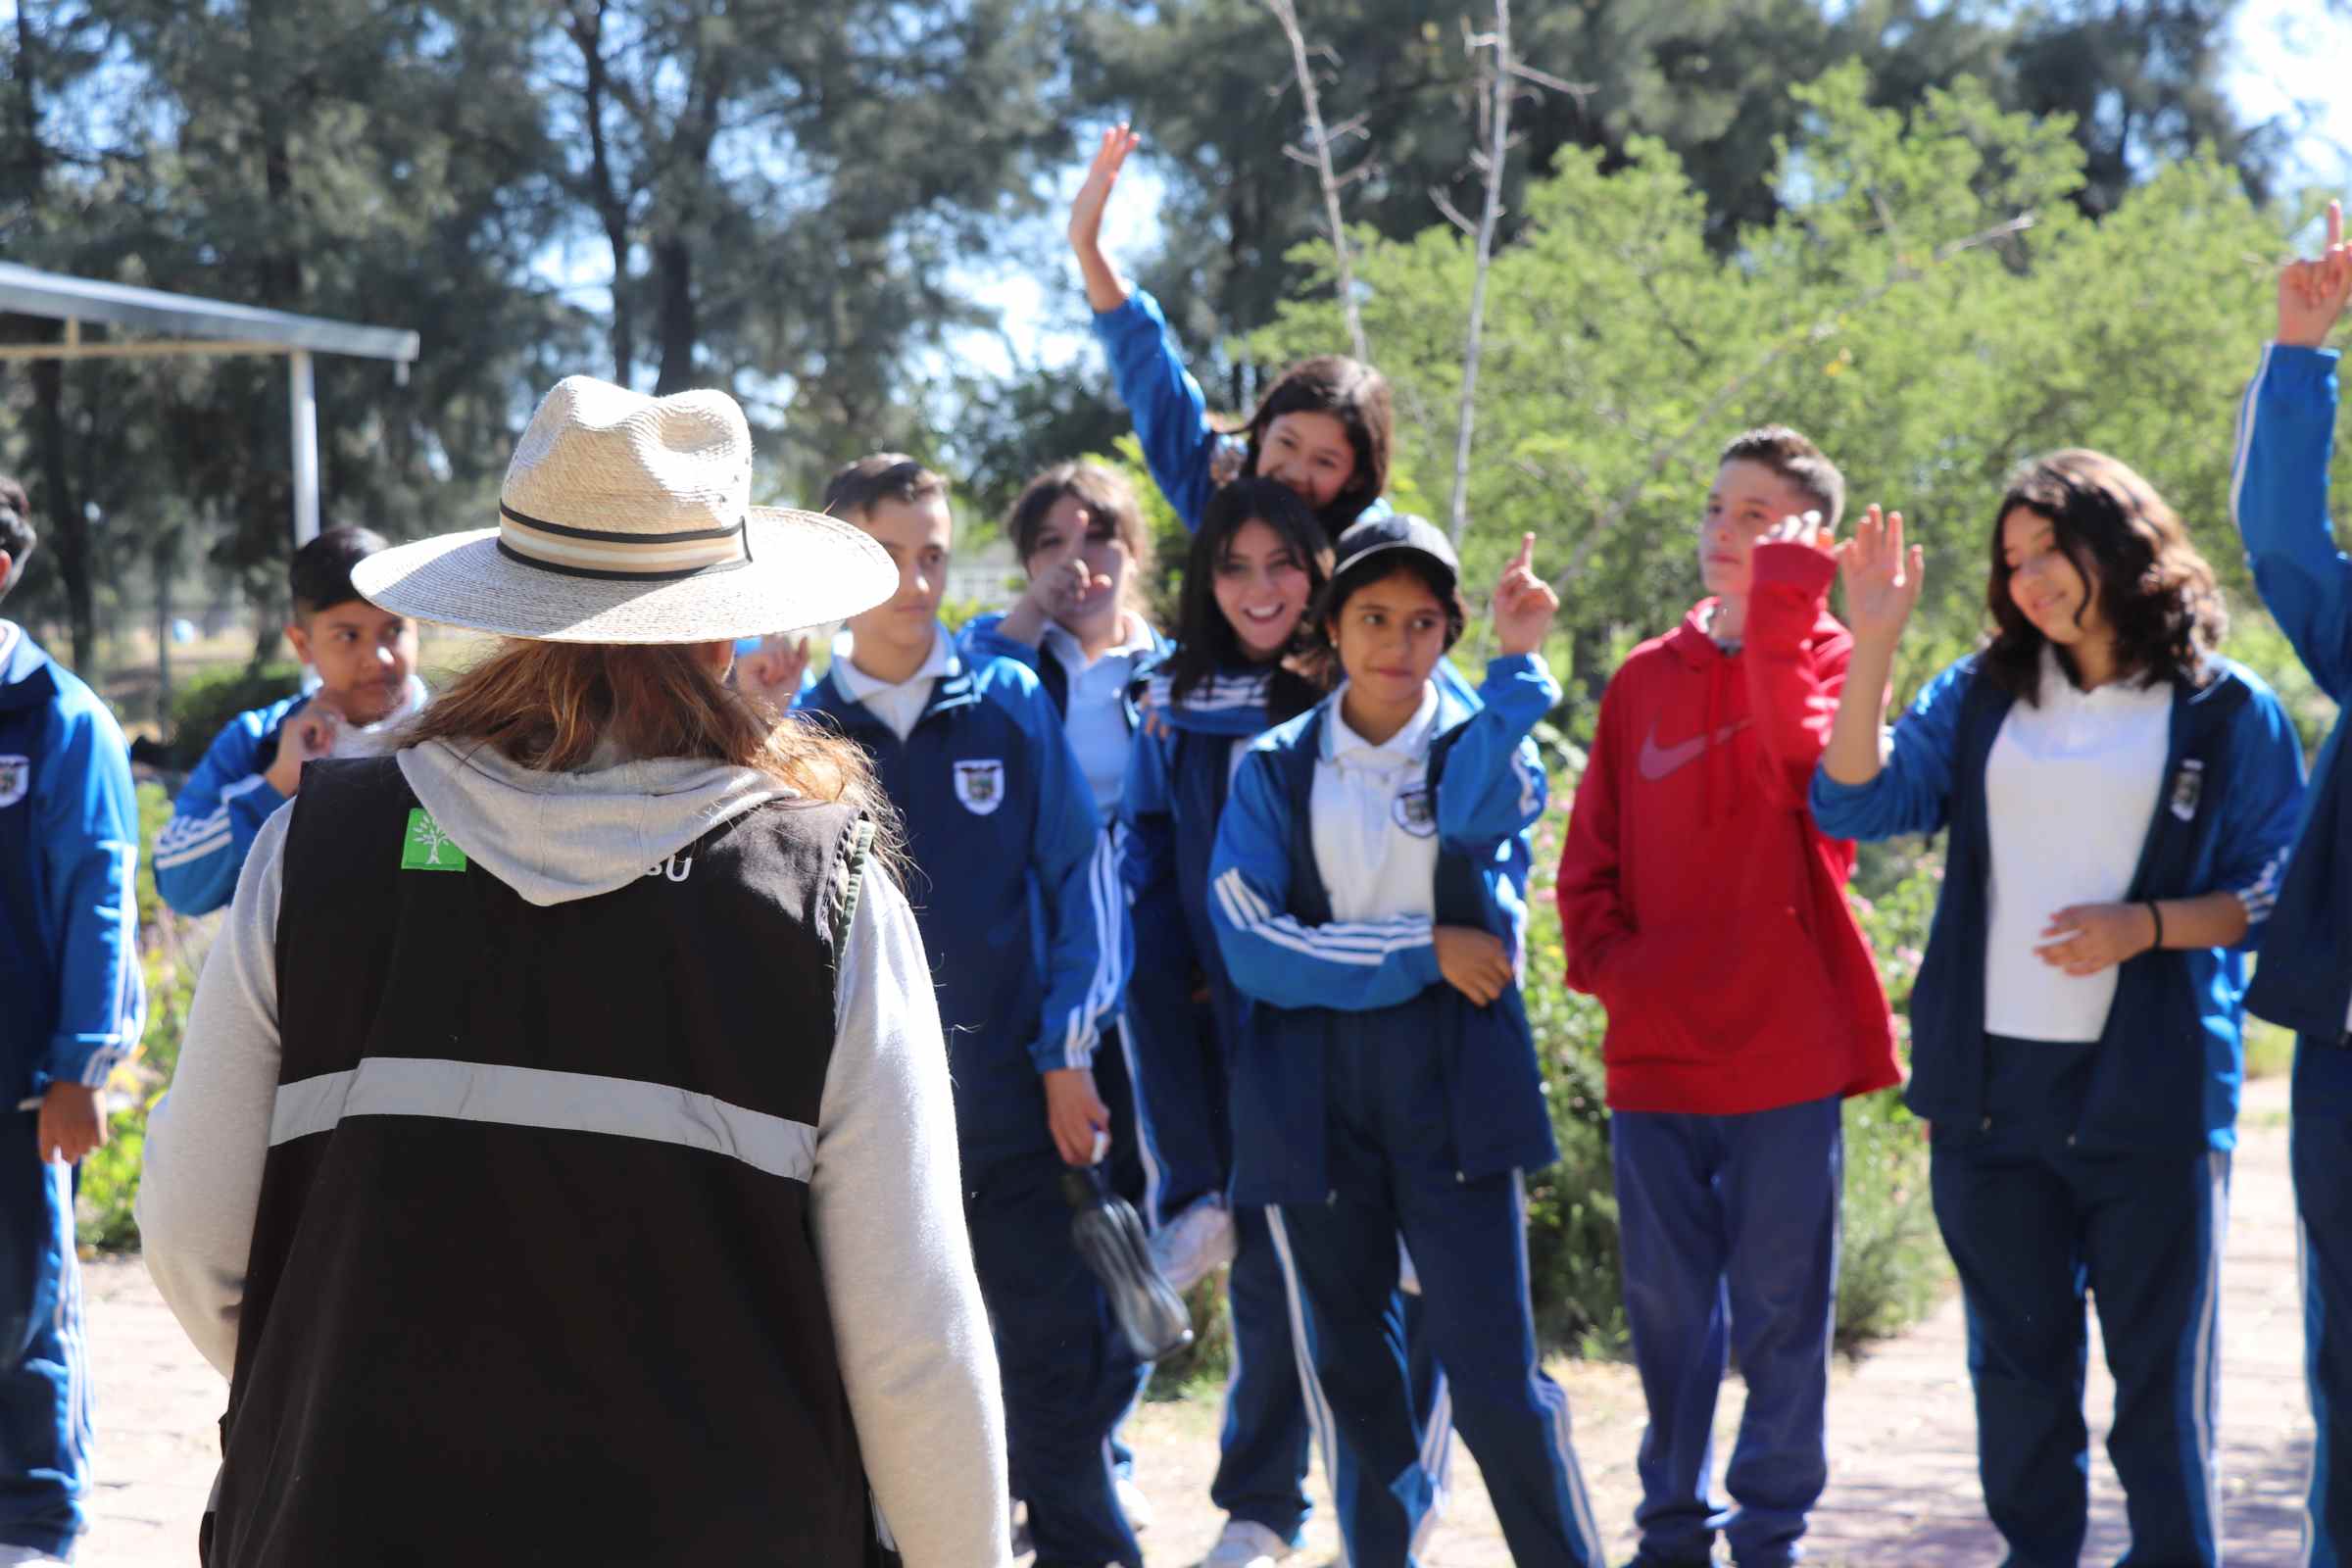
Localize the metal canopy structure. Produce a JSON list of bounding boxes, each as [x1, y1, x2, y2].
[[0, 262, 421, 545]]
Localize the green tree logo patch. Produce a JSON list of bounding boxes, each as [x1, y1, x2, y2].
[[402, 808, 467, 872]]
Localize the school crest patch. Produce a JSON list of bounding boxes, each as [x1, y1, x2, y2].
[[2168, 759, 2205, 822], [0, 755, 26, 808], [1392, 786, 1438, 838], [954, 759, 1006, 816]]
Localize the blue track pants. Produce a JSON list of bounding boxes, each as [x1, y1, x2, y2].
[[1, 1118, 88, 1562], [1611, 1096, 1841, 1567]]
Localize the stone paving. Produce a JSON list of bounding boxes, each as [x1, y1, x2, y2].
[[74, 1076, 2315, 1565]]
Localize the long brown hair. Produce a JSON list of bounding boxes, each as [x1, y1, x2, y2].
[[405, 640, 888, 817], [1983, 449, 2226, 703], [1167, 478, 1334, 721]]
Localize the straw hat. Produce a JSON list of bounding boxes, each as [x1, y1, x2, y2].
[[351, 376, 897, 644]]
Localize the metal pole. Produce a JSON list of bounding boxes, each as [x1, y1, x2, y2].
[[289, 349, 319, 545]]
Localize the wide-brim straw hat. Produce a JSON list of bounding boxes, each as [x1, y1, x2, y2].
[[352, 375, 897, 645]]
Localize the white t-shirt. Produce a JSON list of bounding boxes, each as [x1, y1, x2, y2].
[[833, 625, 955, 742], [1041, 613, 1156, 825], [1310, 683, 1444, 922], [1983, 649, 2173, 1042]]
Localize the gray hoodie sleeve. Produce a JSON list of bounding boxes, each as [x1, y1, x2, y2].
[[815, 863, 1011, 1568], [137, 801, 291, 1380]]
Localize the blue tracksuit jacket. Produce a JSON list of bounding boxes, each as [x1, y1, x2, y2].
[[2233, 343, 2352, 1075], [798, 643, 1127, 1172], [1209, 657, 1561, 1206], [1121, 664, 1288, 1045], [958, 610, 1170, 724], [1811, 654, 2306, 1153], [1, 621, 143, 1558], [0, 624, 145, 1100], [154, 691, 304, 917], [154, 673, 428, 918]]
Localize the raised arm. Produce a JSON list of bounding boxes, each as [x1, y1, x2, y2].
[[1069, 123, 1140, 315], [2234, 201, 2352, 699], [1742, 525, 1849, 808], [1074, 130, 1223, 530], [156, 698, 328, 916], [1438, 535, 1561, 844]]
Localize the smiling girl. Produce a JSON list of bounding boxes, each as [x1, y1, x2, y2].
[[1208, 515, 1604, 1568], [1069, 126, 1392, 543], [1811, 454, 2307, 1568], [1120, 478, 1336, 1567]]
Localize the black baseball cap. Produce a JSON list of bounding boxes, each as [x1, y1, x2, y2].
[[1331, 512, 1459, 587]]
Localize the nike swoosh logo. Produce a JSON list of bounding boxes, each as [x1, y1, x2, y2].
[[1638, 718, 1750, 782]]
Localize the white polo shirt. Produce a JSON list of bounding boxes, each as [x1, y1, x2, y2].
[[1983, 648, 2172, 1042], [1041, 612, 1157, 824], [832, 624, 955, 742], [1311, 682, 1445, 922]]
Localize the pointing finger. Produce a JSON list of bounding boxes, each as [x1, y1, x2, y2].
[[2330, 198, 2343, 254]]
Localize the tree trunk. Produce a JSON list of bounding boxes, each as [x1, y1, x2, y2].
[[30, 348, 93, 670], [570, 0, 636, 383], [653, 234, 697, 394]]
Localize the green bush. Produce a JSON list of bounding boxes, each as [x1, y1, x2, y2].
[[165, 662, 301, 769]]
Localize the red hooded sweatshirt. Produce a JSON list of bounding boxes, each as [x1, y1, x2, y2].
[[1556, 542, 1898, 1115]]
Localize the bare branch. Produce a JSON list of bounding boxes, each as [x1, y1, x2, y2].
[[1261, 0, 1371, 363], [1431, 187, 1479, 236], [1446, 0, 1516, 549], [1508, 60, 1592, 97]]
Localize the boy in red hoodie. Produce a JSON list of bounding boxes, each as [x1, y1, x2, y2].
[[1557, 426, 1898, 1568]]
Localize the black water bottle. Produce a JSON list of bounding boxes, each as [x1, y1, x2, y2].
[[1061, 1163, 1195, 1361]]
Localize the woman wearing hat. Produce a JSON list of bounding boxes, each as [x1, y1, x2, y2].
[[136, 377, 1008, 1566]]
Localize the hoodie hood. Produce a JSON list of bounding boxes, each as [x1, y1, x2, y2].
[[397, 738, 786, 906]]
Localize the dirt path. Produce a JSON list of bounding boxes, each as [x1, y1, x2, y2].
[[75, 1076, 2313, 1565]]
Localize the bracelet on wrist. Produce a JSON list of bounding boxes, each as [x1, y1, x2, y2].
[[2144, 900, 2165, 953]]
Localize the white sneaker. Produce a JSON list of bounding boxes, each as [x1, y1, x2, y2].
[[1116, 1474, 1152, 1534], [1148, 1194, 1237, 1293], [1204, 1518, 1295, 1568]]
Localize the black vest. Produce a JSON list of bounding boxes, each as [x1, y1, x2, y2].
[[209, 757, 890, 1567]]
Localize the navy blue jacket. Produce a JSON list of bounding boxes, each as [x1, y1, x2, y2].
[[2231, 344, 2352, 1089], [1209, 659, 1562, 1204], [798, 640, 1127, 1172], [1812, 655, 2306, 1152], [0, 623, 145, 1099], [1121, 664, 1291, 1048]]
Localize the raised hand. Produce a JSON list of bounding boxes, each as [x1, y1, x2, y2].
[[738, 632, 811, 713], [264, 701, 340, 797], [2279, 198, 2352, 349], [1069, 123, 1141, 313], [1763, 509, 1834, 556], [1835, 505, 1923, 649], [1492, 532, 1560, 658]]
